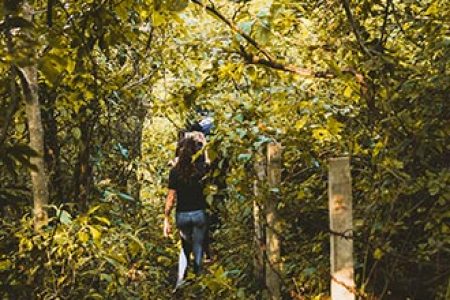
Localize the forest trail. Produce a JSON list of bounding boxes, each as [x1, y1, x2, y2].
[[1, 0, 448, 299]]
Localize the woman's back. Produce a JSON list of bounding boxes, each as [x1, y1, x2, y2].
[[168, 166, 206, 212]]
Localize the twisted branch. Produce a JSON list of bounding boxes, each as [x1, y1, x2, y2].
[[191, 0, 365, 83]]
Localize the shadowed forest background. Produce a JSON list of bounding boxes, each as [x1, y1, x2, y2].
[[0, 0, 449, 299]]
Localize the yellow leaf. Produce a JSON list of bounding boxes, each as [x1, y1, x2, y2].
[[77, 231, 89, 243], [312, 128, 331, 141], [94, 216, 111, 226], [152, 11, 165, 27], [84, 90, 94, 101], [425, 2, 438, 15], [327, 117, 343, 135], [57, 275, 67, 285], [128, 241, 141, 257], [88, 205, 101, 215], [171, 13, 185, 25], [344, 85, 352, 98], [373, 248, 383, 260], [295, 116, 308, 130], [140, 10, 149, 19], [67, 59, 76, 73], [373, 141, 384, 157], [88, 225, 102, 242]]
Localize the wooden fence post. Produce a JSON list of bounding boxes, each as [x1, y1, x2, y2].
[[253, 150, 266, 286], [266, 143, 282, 299], [328, 157, 355, 300]]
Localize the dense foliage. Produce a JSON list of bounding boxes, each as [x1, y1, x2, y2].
[[1, 0, 449, 299]]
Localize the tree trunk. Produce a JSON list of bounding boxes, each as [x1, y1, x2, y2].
[[74, 112, 93, 211], [265, 142, 282, 300], [14, 3, 50, 231], [22, 69, 49, 231]]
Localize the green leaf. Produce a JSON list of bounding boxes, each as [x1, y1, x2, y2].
[[441, 36, 450, 47], [118, 192, 135, 201], [100, 273, 113, 282], [254, 21, 271, 44], [237, 153, 252, 162], [127, 233, 146, 256], [71, 127, 81, 140], [166, 0, 189, 11], [59, 210, 72, 225], [239, 21, 254, 35], [302, 267, 316, 276], [0, 259, 12, 271], [428, 184, 440, 196], [234, 114, 244, 123], [324, 59, 342, 76], [157, 256, 172, 267], [117, 143, 129, 159], [253, 135, 272, 148]]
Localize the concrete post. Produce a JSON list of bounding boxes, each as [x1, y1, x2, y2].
[[329, 157, 355, 300]]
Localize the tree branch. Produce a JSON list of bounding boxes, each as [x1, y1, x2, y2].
[[145, 25, 154, 54], [191, 0, 365, 84], [341, 0, 373, 57], [239, 46, 366, 84], [190, 0, 275, 61], [379, 0, 392, 46]]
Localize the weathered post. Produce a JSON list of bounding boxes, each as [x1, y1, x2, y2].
[[266, 142, 282, 300], [328, 157, 355, 300], [253, 151, 266, 286]]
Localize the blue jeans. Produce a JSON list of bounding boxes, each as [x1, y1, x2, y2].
[[176, 210, 207, 274]]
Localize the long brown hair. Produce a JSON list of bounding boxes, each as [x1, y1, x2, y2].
[[174, 137, 203, 181]]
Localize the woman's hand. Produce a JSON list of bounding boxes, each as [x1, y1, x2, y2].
[[163, 217, 172, 237]]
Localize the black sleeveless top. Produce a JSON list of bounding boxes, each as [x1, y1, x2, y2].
[[168, 166, 207, 212]]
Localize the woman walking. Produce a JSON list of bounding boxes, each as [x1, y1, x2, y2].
[[163, 136, 208, 287]]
